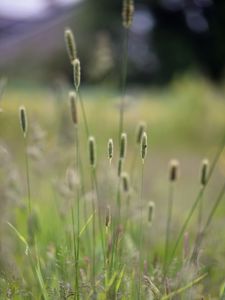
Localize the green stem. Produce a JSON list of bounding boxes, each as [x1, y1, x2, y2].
[[75, 125, 80, 300], [190, 181, 225, 262], [164, 182, 174, 274], [77, 90, 90, 138], [118, 27, 129, 143], [167, 134, 225, 270], [24, 137, 31, 215], [91, 167, 96, 292], [138, 161, 145, 299]]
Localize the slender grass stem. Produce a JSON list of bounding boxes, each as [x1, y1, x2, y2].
[[118, 27, 129, 142], [90, 168, 96, 292], [74, 125, 80, 300], [24, 137, 31, 216], [77, 90, 90, 138], [164, 182, 174, 273], [190, 181, 225, 262], [71, 206, 77, 299], [138, 161, 145, 299], [93, 168, 106, 263], [166, 134, 225, 271]]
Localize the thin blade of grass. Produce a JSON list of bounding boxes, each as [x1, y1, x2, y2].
[[160, 273, 207, 300]]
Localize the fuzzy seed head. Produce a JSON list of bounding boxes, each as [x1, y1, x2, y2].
[[88, 136, 96, 168], [169, 159, 179, 182], [136, 121, 146, 145], [121, 172, 130, 193], [201, 159, 209, 186], [118, 158, 123, 177], [73, 58, 81, 91], [64, 28, 77, 63], [148, 201, 155, 225], [120, 133, 127, 159], [19, 106, 28, 137], [69, 91, 78, 125], [108, 138, 113, 162], [122, 0, 134, 28], [141, 132, 147, 161], [105, 205, 111, 228]]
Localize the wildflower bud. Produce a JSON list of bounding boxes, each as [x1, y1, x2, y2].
[[69, 91, 78, 125], [73, 58, 81, 91], [88, 136, 96, 168], [169, 159, 179, 182], [201, 159, 209, 186], [148, 201, 155, 225], [141, 132, 147, 161], [121, 172, 130, 193], [19, 106, 28, 137], [64, 28, 77, 63], [120, 133, 127, 159], [122, 0, 134, 29], [136, 121, 146, 145], [108, 138, 113, 163]]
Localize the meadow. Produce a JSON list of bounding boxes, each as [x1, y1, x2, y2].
[[0, 74, 225, 299], [0, 1, 225, 298]]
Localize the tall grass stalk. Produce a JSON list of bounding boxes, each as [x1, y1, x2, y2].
[[19, 106, 31, 215], [164, 182, 175, 272], [191, 181, 225, 262], [164, 160, 179, 274], [118, 27, 129, 142], [167, 134, 225, 270], [137, 131, 147, 298]]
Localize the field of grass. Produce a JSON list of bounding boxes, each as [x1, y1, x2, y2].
[[0, 74, 225, 299]]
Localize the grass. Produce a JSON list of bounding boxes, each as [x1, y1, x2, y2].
[[0, 5, 225, 297], [0, 76, 224, 299]]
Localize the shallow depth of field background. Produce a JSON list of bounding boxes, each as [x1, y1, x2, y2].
[[0, 0, 225, 296]]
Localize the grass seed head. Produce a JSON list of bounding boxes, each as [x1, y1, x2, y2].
[[121, 172, 130, 193], [73, 58, 81, 91], [64, 28, 77, 63], [169, 159, 179, 182], [141, 132, 147, 161], [201, 159, 209, 186], [108, 138, 113, 163], [136, 121, 146, 145], [19, 106, 28, 137], [105, 205, 111, 228], [69, 91, 78, 125], [122, 0, 134, 29], [148, 201, 155, 225], [120, 133, 127, 159], [118, 158, 123, 177], [88, 136, 96, 168]]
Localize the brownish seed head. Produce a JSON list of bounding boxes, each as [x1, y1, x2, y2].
[[120, 133, 127, 159], [141, 132, 147, 162], [19, 106, 28, 137], [69, 91, 78, 125], [73, 58, 81, 91], [121, 172, 130, 193], [201, 159, 209, 186], [88, 136, 96, 168], [118, 158, 123, 177], [169, 159, 179, 182], [136, 121, 146, 145], [64, 28, 77, 63], [108, 138, 113, 163], [122, 0, 134, 28], [148, 201, 155, 224]]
